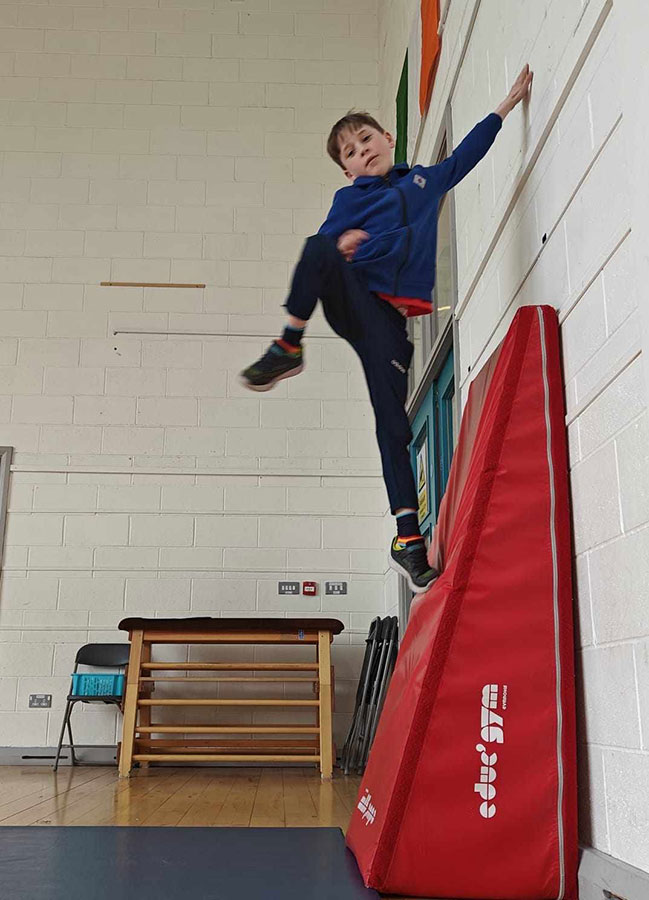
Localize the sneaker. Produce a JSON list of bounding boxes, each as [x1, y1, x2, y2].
[[389, 536, 438, 594], [240, 342, 304, 392]]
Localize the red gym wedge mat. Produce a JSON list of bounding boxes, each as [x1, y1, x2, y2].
[[346, 306, 578, 900]]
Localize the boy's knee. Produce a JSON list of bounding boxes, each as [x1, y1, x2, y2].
[[303, 232, 337, 261]]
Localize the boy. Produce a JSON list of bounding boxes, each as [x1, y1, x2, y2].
[[241, 65, 533, 593]]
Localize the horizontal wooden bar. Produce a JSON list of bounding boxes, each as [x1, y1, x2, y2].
[[141, 663, 318, 671], [138, 699, 319, 707], [135, 725, 320, 734], [132, 753, 319, 763], [135, 740, 319, 752], [101, 281, 205, 288], [138, 630, 321, 644], [138, 676, 316, 683]]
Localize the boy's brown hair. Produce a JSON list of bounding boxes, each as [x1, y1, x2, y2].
[[326, 110, 386, 169]]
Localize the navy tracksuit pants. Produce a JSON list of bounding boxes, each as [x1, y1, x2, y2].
[[285, 234, 418, 514]]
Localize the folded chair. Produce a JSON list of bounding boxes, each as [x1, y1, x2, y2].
[[53, 643, 130, 772]]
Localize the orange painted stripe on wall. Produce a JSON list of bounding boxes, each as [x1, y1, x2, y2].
[[419, 0, 441, 114]]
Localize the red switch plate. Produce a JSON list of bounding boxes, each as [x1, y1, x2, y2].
[[302, 581, 317, 596]]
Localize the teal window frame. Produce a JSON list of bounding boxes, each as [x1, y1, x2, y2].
[[409, 349, 455, 543]]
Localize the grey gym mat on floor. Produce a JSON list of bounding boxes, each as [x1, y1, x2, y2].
[[0, 826, 379, 899]]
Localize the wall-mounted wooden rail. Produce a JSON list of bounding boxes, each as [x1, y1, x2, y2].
[[101, 282, 205, 288]]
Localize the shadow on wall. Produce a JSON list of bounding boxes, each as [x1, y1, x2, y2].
[[574, 627, 595, 849]]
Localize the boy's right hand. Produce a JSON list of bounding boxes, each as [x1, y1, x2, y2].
[[495, 63, 533, 119], [337, 229, 369, 261]]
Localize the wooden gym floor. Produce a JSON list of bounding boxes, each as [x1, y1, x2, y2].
[[0, 765, 359, 829], [0, 765, 423, 900]]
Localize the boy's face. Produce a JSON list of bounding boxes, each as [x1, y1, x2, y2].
[[338, 125, 395, 181]]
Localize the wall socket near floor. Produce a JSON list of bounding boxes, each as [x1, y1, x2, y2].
[[29, 694, 52, 708], [278, 581, 300, 595], [325, 581, 347, 595]]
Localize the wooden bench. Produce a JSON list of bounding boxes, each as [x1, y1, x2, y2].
[[117, 617, 345, 780]]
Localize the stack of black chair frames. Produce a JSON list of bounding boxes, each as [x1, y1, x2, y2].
[[341, 616, 399, 775]]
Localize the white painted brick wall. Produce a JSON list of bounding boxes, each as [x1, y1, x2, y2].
[[388, 0, 647, 875]]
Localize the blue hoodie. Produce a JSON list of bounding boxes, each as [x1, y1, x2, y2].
[[318, 113, 502, 302]]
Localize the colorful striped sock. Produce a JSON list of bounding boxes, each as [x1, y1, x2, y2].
[[271, 338, 303, 356]]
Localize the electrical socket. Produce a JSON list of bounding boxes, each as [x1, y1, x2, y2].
[[278, 581, 299, 595], [325, 581, 347, 595], [29, 694, 52, 708]]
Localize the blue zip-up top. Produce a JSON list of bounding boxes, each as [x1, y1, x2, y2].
[[318, 113, 502, 301]]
